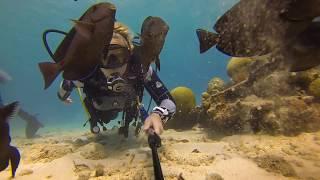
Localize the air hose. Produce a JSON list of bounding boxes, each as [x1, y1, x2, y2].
[[42, 29, 68, 60]]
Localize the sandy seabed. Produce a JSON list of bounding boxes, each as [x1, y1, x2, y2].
[[1, 126, 320, 180]]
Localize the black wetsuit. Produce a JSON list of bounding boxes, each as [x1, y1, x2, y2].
[[58, 56, 176, 135]]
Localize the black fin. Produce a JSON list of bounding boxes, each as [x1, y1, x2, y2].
[[0, 102, 19, 123], [9, 146, 20, 177], [196, 29, 219, 53]]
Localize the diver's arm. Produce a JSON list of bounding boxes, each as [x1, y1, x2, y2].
[[143, 66, 176, 124], [57, 80, 75, 103]]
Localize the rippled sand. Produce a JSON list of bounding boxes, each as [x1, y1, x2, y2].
[[1, 127, 320, 180]]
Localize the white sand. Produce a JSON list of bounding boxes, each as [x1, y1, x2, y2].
[[1, 127, 320, 180]]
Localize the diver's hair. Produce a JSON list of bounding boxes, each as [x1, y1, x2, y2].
[[114, 22, 134, 50]]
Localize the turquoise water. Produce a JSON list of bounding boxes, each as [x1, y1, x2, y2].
[[0, 0, 237, 131]]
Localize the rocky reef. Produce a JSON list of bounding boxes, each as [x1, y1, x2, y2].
[[166, 86, 204, 130], [200, 55, 320, 136]]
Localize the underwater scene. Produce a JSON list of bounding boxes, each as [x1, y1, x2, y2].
[[1, 0, 320, 179]]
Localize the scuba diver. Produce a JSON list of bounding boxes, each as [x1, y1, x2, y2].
[[38, 4, 172, 178], [56, 22, 176, 137], [0, 69, 44, 138]]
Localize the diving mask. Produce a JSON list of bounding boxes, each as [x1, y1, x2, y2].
[[102, 45, 130, 69], [100, 32, 131, 92], [102, 32, 131, 69]]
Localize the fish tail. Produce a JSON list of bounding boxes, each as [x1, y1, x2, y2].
[[38, 62, 61, 89], [0, 101, 19, 123], [196, 29, 219, 54], [9, 146, 20, 177]]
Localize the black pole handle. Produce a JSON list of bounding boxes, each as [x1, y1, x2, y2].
[[148, 129, 164, 180]]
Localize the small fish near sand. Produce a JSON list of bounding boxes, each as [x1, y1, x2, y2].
[[0, 102, 20, 177], [38, 2, 116, 89], [132, 16, 169, 72]]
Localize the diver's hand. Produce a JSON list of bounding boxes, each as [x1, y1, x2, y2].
[[143, 113, 164, 135], [63, 97, 73, 105]]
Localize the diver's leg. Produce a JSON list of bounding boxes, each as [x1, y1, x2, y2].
[[84, 97, 100, 134], [99, 110, 118, 124], [119, 107, 137, 138], [98, 110, 118, 131]]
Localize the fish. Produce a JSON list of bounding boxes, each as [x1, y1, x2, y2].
[[0, 101, 20, 177], [0, 69, 12, 84], [197, 0, 320, 72], [17, 109, 44, 138], [133, 16, 169, 72], [282, 0, 320, 21], [196, 0, 312, 57], [38, 2, 116, 89], [284, 21, 320, 72]]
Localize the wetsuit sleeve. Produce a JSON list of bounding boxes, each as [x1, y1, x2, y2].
[[143, 66, 176, 119], [57, 80, 75, 101]]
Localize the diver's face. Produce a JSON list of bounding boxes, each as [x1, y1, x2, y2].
[[101, 63, 128, 77], [101, 45, 130, 76], [102, 45, 130, 68]]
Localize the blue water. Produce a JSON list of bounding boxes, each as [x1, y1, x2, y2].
[[0, 0, 237, 130]]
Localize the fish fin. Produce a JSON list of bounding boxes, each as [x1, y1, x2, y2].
[[196, 29, 219, 54], [71, 19, 94, 39], [18, 109, 43, 138], [9, 146, 20, 177], [25, 119, 43, 138], [0, 102, 19, 123], [38, 62, 61, 89], [155, 56, 161, 71]]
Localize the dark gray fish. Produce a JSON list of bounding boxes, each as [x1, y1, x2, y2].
[[18, 109, 44, 138], [133, 16, 169, 72], [0, 102, 20, 177], [197, 0, 311, 57], [282, 0, 320, 21], [285, 21, 320, 71], [197, 0, 320, 72], [38, 2, 116, 89]]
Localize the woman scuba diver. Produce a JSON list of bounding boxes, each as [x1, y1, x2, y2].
[[57, 22, 176, 137]]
